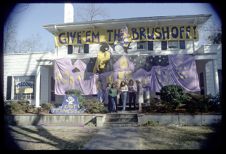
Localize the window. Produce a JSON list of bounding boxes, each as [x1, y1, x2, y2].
[[84, 44, 89, 53], [168, 41, 179, 49], [137, 42, 146, 50], [148, 41, 153, 51], [161, 41, 167, 50], [161, 40, 186, 50], [179, 40, 186, 49], [68, 45, 73, 54], [14, 76, 35, 100]]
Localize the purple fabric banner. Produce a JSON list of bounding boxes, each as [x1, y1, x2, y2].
[[54, 55, 200, 95], [113, 55, 134, 72], [73, 59, 87, 72], [54, 58, 98, 95], [131, 55, 200, 92], [168, 54, 200, 92]]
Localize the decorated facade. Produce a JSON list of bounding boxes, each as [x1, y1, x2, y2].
[[3, 14, 222, 107]]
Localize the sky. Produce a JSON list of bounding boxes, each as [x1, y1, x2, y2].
[[5, 3, 222, 52]]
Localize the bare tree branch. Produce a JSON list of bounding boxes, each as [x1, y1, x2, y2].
[[76, 4, 109, 22]]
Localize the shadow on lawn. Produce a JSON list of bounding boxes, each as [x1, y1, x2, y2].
[[4, 114, 92, 150], [200, 123, 224, 150]]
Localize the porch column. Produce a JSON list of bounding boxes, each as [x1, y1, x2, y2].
[[35, 65, 41, 107], [213, 59, 219, 95]]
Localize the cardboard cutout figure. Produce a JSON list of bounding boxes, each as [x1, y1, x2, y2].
[[93, 42, 111, 73]]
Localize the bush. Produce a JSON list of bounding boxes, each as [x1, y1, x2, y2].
[[66, 89, 107, 113], [41, 103, 53, 113], [160, 85, 190, 109], [207, 94, 221, 112], [80, 98, 107, 114], [65, 89, 85, 103], [4, 100, 54, 115], [4, 100, 30, 114], [185, 93, 211, 113], [185, 93, 222, 113]]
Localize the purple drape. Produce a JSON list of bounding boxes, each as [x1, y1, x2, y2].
[[54, 58, 98, 95], [54, 55, 200, 95]]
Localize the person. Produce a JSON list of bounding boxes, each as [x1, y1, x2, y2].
[[97, 80, 104, 103], [105, 83, 111, 112], [128, 79, 137, 110], [119, 81, 128, 111], [109, 83, 118, 112], [136, 80, 144, 112]]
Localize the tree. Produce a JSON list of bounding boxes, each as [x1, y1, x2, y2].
[[76, 4, 109, 22], [4, 4, 54, 53], [4, 4, 29, 53], [208, 32, 221, 44], [3, 20, 18, 53]]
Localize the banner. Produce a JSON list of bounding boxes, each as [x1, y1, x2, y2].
[[133, 55, 200, 92], [54, 25, 198, 46], [54, 58, 98, 95], [15, 81, 34, 94], [54, 55, 200, 95]]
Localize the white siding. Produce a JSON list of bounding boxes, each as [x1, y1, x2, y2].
[[40, 66, 50, 104], [3, 52, 55, 103], [205, 61, 215, 95]]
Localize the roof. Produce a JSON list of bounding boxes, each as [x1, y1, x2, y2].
[[43, 14, 211, 35]]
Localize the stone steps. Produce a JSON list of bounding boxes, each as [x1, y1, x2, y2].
[[104, 113, 138, 127]]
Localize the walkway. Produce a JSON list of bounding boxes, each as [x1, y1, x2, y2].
[[83, 125, 215, 150]]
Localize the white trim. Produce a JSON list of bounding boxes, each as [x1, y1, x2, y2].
[[213, 60, 219, 94], [35, 65, 41, 107]]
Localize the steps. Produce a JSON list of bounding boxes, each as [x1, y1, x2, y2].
[[104, 113, 138, 127]]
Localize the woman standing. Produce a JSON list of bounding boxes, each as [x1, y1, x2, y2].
[[105, 83, 112, 112], [136, 80, 144, 112], [109, 83, 118, 112], [128, 79, 137, 110], [119, 81, 128, 111]]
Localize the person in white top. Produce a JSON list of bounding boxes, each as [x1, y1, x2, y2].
[[128, 79, 137, 110], [136, 80, 144, 112], [119, 81, 128, 111]]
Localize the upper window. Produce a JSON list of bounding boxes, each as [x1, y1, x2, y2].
[[148, 41, 153, 51], [161, 40, 186, 50], [179, 40, 186, 49], [168, 41, 179, 49], [161, 41, 167, 50], [68, 45, 73, 54], [137, 41, 153, 51], [137, 42, 146, 50]]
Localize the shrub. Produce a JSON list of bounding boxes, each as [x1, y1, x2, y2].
[[65, 89, 85, 103], [41, 103, 53, 113], [185, 93, 209, 113], [160, 85, 190, 109], [80, 97, 107, 114], [207, 94, 221, 112], [66, 89, 107, 113], [4, 100, 29, 114], [143, 99, 175, 113]]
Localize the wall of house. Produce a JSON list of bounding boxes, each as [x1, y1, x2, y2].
[[3, 52, 54, 105]]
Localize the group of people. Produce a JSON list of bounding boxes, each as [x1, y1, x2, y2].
[[103, 79, 144, 113]]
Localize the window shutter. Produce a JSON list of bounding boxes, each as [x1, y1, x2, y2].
[[6, 76, 12, 100]]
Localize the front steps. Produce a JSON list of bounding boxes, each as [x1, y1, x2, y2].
[[104, 113, 138, 127]]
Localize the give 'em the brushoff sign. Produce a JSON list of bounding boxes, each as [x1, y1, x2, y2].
[[54, 25, 198, 46]]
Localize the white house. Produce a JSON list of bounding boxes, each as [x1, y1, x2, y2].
[[3, 14, 222, 107]]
